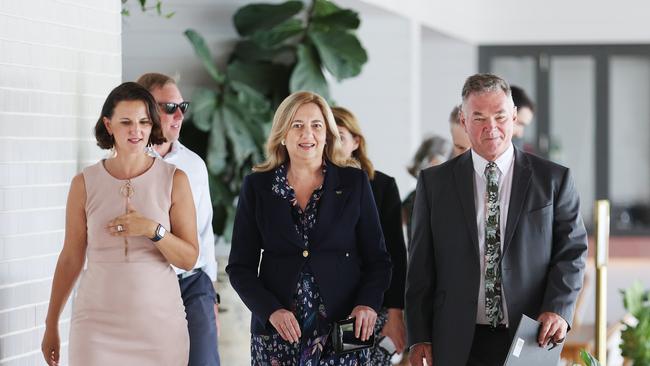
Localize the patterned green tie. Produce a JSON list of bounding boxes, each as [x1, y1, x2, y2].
[[485, 162, 503, 327]]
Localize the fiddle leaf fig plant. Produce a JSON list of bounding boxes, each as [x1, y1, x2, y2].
[[182, 0, 368, 240]]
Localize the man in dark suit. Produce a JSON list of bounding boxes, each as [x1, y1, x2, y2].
[[406, 73, 587, 366]]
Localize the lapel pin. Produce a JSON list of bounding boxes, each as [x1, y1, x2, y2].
[[335, 190, 343, 195]]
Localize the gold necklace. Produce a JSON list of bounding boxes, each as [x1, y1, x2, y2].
[[119, 180, 134, 257]]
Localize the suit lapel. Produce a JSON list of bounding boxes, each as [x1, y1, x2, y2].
[[502, 148, 532, 257], [310, 165, 350, 245], [454, 152, 480, 262], [264, 191, 305, 248]]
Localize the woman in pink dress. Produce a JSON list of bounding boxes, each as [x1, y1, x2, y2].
[[41, 82, 198, 365]]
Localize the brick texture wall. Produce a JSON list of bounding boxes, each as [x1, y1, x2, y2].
[[0, 1, 121, 364]]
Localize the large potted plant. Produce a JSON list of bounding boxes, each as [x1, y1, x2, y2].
[[182, 0, 368, 240]]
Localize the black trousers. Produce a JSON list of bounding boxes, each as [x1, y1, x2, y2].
[[466, 324, 511, 366]]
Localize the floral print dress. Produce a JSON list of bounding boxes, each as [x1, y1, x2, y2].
[[250, 163, 369, 366]]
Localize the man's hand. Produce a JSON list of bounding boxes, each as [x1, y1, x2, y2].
[[380, 308, 406, 353], [408, 343, 433, 366], [537, 312, 568, 347]]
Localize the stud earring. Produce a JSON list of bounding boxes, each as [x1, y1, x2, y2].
[[281, 139, 286, 146]]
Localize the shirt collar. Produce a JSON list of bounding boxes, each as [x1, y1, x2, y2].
[[152, 140, 183, 159], [471, 143, 514, 178]]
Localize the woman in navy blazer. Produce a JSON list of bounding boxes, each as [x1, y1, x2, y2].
[[333, 106, 408, 362], [227, 91, 392, 365]]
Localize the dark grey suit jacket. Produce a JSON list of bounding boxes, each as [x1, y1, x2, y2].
[[405, 148, 588, 365]]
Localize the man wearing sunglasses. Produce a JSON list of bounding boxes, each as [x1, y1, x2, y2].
[[137, 73, 221, 366]]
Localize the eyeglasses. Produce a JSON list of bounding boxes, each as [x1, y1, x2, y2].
[[158, 102, 190, 114]]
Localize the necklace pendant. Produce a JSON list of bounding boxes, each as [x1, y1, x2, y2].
[[120, 180, 135, 198]]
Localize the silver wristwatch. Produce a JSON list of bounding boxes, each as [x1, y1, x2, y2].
[[151, 223, 167, 243]]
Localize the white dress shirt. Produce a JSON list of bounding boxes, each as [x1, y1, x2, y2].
[[471, 144, 514, 326], [154, 141, 217, 281]]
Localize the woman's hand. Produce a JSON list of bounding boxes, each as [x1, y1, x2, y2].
[[380, 308, 406, 353], [107, 203, 157, 238], [350, 305, 377, 341], [41, 326, 60, 366], [269, 309, 301, 343]]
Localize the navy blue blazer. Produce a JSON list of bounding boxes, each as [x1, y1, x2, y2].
[[226, 163, 392, 335]]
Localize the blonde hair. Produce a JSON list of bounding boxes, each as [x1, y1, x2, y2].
[[254, 91, 350, 172], [332, 106, 375, 180]]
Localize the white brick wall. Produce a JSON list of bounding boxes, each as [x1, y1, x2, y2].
[[0, 1, 121, 365]]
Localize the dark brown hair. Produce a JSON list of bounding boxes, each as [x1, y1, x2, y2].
[[511, 85, 535, 112], [94, 82, 166, 149]]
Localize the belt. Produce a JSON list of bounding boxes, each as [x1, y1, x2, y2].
[[177, 268, 202, 280]]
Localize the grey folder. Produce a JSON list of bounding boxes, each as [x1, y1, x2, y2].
[[504, 314, 564, 366]]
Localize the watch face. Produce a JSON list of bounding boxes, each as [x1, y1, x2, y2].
[[157, 225, 167, 237]]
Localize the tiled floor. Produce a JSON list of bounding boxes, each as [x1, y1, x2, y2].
[[216, 256, 252, 365]]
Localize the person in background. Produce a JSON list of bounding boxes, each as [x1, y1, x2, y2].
[[332, 106, 407, 364], [511, 85, 535, 150], [136, 73, 221, 366], [41, 82, 198, 365], [406, 73, 587, 366], [449, 105, 472, 158], [227, 91, 392, 365], [401, 135, 452, 245]]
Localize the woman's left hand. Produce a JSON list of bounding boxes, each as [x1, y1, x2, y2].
[[350, 305, 377, 341], [107, 204, 156, 238]]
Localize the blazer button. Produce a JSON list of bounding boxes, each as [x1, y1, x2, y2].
[[303, 250, 309, 258], [345, 252, 350, 257]]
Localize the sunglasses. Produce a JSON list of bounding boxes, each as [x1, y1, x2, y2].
[[158, 101, 190, 114]]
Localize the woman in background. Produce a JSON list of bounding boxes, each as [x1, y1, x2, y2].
[[41, 82, 198, 365], [402, 136, 452, 245], [333, 106, 407, 364], [227, 91, 391, 365]]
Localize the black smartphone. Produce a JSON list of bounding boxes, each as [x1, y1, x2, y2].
[[331, 317, 375, 355]]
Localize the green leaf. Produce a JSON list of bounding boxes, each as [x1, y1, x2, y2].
[[222, 205, 237, 243], [580, 349, 600, 366], [289, 44, 329, 99], [229, 81, 272, 153], [250, 19, 304, 49], [226, 60, 291, 104], [231, 40, 294, 63], [623, 281, 646, 316], [165, 11, 175, 19], [309, 29, 367, 80], [311, 0, 341, 17], [311, 9, 360, 31], [139, 0, 147, 11], [222, 94, 259, 166], [187, 88, 217, 132], [155, 0, 162, 15], [208, 175, 234, 236], [206, 111, 228, 175], [234, 1, 304, 36], [184, 29, 225, 84]]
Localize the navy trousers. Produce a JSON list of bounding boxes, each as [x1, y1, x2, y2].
[[179, 270, 220, 366]]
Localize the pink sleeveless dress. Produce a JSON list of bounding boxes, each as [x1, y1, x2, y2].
[[68, 158, 189, 365]]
